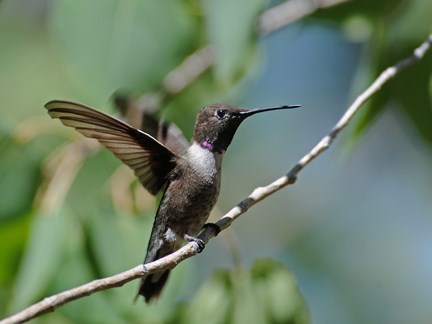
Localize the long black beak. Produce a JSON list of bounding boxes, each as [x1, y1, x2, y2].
[[239, 104, 301, 118]]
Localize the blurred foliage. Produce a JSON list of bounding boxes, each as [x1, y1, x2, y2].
[[312, 0, 432, 143], [173, 260, 309, 324], [50, 0, 197, 98], [0, 0, 431, 322]]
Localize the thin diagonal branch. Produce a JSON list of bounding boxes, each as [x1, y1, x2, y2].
[[3, 33, 431, 324], [258, 0, 349, 35], [212, 35, 432, 230], [1, 248, 198, 324]]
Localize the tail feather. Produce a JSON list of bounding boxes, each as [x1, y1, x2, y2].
[[136, 270, 171, 303], [135, 242, 177, 303]]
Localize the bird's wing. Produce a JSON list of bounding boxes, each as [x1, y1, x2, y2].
[[45, 100, 178, 195], [113, 94, 190, 155], [157, 121, 190, 156]]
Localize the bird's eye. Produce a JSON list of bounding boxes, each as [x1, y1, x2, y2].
[[216, 109, 226, 118]]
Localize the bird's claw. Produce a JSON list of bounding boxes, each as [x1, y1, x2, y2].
[[184, 234, 205, 253]]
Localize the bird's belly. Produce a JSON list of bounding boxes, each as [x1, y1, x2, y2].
[[162, 176, 220, 237]]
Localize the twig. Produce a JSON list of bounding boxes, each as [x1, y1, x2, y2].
[[1, 246, 198, 324], [3, 33, 431, 324], [213, 35, 432, 230], [258, 0, 349, 35], [163, 46, 215, 95], [123, 46, 216, 113], [128, 0, 348, 111], [34, 141, 97, 212]]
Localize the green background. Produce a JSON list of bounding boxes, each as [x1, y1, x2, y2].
[[1, 0, 431, 323]]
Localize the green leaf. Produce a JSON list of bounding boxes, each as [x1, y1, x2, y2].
[[66, 150, 118, 219], [251, 260, 310, 323], [87, 207, 192, 321], [388, 0, 432, 43], [0, 137, 41, 221], [351, 37, 432, 145], [185, 270, 231, 324], [8, 209, 70, 312], [185, 259, 309, 323], [325, 0, 432, 146], [312, 0, 408, 22], [232, 269, 267, 324], [0, 214, 31, 315], [49, 0, 196, 99], [392, 50, 432, 144], [51, 242, 128, 323], [88, 209, 153, 276], [202, 0, 264, 83]]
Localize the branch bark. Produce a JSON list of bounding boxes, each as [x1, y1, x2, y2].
[[3, 33, 431, 324], [258, 0, 349, 35]]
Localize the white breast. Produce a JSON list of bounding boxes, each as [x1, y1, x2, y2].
[[186, 142, 223, 181]]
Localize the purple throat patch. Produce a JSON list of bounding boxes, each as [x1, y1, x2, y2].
[[201, 139, 213, 150]]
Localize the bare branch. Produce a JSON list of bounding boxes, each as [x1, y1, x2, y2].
[[163, 46, 215, 95], [128, 0, 348, 111], [214, 34, 432, 230], [3, 33, 431, 324], [1, 246, 198, 324], [258, 0, 349, 35]]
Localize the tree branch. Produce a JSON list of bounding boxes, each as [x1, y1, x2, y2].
[[1, 247, 198, 324], [258, 0, 349, 35], [127, 0, 349, 112], [214, 34, 432, 229], [3, 33, 431, 324]]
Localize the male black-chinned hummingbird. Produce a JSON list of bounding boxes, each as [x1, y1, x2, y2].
[[44, 100, 300, 303]]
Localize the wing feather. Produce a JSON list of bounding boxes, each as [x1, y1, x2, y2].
[[45, 100, 178, 195], [112, 96, 190, 155]]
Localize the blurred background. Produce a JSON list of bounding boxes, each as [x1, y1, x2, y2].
[[1, 0, 431, 323]]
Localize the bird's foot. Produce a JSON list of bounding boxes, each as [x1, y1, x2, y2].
[[184, 234, 205, 253], [203, 223, 221, 236]]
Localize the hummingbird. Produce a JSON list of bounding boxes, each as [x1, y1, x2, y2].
[[44, 100, 300, 303]]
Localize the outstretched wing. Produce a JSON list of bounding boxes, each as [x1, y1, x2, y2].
[[45, 100, 178, 195], [113, 94, 190, 155]]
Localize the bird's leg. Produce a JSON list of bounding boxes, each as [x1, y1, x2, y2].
[[184, 234, 205, 253], [183, 223, 221, 253]]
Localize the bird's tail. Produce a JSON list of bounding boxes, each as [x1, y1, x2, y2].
[[136, 269, 171, 303], [135, 243, 176, 303]]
